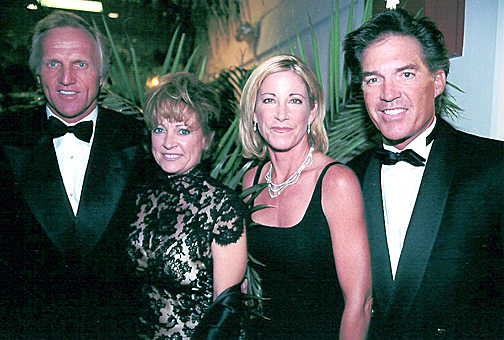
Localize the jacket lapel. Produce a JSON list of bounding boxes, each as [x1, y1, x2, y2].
[[5, 132, 76, 253], [363, 153, 395, 306], [74, 110, 138, 254], [388, 119, 456, 317]]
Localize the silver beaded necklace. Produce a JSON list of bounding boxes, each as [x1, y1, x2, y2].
[[265, 147, 314, 198]]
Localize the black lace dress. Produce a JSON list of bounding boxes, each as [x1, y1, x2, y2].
[[128, 165, 247, 339]]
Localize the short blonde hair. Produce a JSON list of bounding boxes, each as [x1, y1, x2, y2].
[[239, 55, 327, 159], [30, 10, 110, 79]]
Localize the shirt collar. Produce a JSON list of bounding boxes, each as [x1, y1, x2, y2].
[[384, 116, 437, 159]]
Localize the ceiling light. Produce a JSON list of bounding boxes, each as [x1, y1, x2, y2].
[[37, 0, 103, 13]]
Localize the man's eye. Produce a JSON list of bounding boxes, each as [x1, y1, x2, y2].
[[77, 62, 86, 68], [364, 77, 379, 85], [402, 72, 414, 79], [48, 62, 58, 67]]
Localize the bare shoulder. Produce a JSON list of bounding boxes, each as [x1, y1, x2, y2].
[[320, 162, 363, 210], [322, 162, 360, 190], [321, 162, 365, 233], [309, 153, 360, 193], [243, 165, 260, 190]]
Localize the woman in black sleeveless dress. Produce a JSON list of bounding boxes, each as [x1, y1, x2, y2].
[[239, 55, 372, 339]]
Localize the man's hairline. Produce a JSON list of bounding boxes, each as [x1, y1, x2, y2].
[[35, 25, 105, 78]]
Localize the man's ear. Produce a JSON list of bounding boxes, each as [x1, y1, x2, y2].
[[433, 70, 446, 97], [37, 75, 41, 84]]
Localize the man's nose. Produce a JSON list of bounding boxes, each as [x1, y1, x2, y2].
[[59, 65, 76, 86], [380, 78, 401, 102]]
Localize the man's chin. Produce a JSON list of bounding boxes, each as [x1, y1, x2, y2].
[[49, 105, 96, 123], [382, 134, 413, 149]]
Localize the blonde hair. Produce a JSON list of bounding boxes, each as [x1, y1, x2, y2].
[[239, 55, 327, 159], [30, 10, 110, 79]]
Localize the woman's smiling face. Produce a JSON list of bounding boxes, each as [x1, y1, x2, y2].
[[151, 112, 208, 175], [253, 70, 316, 152]]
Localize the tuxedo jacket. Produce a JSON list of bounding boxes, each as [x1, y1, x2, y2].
[[348, 119, 504, 340], [0, 106, 147, 339]]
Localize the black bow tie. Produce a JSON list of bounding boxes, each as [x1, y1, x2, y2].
[[375, 148, 426, 167], [46, 117, 93, 143]]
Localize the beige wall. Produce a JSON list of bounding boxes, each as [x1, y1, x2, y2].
[[447, 0, 504, 141], [205, 0, 365, 86]]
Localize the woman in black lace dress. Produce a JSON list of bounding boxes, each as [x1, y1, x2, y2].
[[238, 55, 372, 339], [128, 73, 248, 339]]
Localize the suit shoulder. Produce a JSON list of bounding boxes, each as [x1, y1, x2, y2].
[[454, 129, 504, 160], [0, 106, 45, 147], [98, 107, 144, 130], [460, 131, 503, 147], [345, 148, 376, 182], [440, 119, 503, 150], [96, 107, 146, 145]]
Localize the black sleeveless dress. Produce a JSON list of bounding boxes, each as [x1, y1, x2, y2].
[[246, 162, 344, 339]]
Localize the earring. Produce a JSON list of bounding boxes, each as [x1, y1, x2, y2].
[[307, 123, 311, 135], [253, 121, 258, 132]]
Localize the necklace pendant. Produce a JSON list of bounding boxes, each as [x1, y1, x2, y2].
[[268, 186, 280, 198], [265, 147, 314, 198]]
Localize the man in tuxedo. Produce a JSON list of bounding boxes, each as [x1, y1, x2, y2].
[[0, 11, 145, 338], [344, 9, 504, 339]]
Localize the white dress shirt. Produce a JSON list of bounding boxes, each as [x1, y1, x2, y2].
[[381, 117, 436, 279], [47, 107, 97, 216]]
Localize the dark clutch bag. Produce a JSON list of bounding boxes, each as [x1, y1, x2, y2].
[[191, 283, 243, 340]]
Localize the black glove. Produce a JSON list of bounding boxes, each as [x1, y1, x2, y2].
[[192, 284, 243, 340]]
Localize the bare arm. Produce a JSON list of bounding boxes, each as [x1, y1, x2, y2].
[[212, 220, 248, 298], [322, 165, 372, 340]]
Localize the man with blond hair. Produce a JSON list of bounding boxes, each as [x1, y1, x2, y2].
[[0, 11, 145, 338]]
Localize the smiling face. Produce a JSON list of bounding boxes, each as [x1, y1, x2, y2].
[[151, 113, 209, 175], [253, 70, 317, 152], [38, 26, 103, 123], [361, 35, 446, 149]]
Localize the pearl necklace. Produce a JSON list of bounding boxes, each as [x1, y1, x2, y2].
[[265, 147, 314, 198]]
